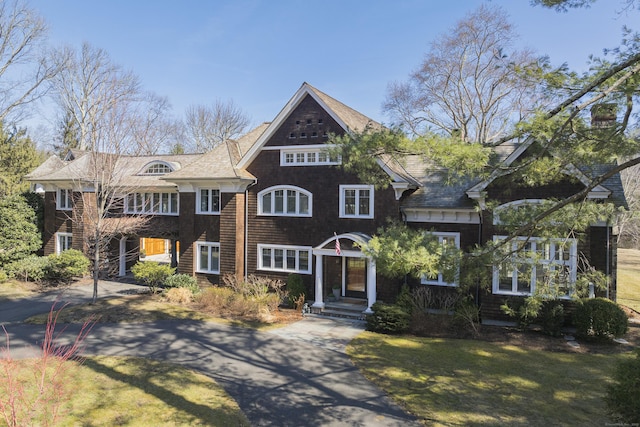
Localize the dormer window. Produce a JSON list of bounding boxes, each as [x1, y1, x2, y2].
[[141, 162, 173, 175]]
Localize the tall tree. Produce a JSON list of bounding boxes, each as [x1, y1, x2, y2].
[[50, 43, 152, 302], [184, 100, 250, 152], [0, 0, 61, 125], [0, 124, 43, 197], [384, 5, 549, 143], [0, 194, 41, 267]]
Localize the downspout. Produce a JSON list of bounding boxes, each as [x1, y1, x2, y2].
[[606, 218, 611, 300], [244, 180, 257, 280]]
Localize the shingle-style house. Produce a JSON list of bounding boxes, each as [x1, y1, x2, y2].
[[26, 82, 626, 320]]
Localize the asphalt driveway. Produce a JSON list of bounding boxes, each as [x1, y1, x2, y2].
[[0, 282, 420, 426]]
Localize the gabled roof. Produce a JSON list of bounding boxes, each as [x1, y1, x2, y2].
[[465, 137, 617, 203], [162, 140, 255, 182], [236, 82, 381, 169]]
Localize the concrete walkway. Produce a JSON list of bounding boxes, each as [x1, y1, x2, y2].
[[0, 282, 420, 426]]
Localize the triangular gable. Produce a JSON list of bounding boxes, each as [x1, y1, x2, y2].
[[236, 82, 380, 169], [466, 137, 611, 202]]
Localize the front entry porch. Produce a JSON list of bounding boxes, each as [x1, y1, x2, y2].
[[311, 233, 376, 314]]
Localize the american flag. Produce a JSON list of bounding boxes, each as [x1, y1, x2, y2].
[[335, 234, 341, 256]]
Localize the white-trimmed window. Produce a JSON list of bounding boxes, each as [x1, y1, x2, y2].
[[197, 188, 220, 214], [140, 162, 173, 175], [196, 242, 220, 274], [125, 192, 178, 215], [493, 236, 577, 297], [421, 232, 460, 286], [57, 189, 73, 210], [258, 186, 311, 217], [340, 185, 373, 219], [56, 232, 73, 254], [258, 244, 312, 274], [280, 147, 341, 166]]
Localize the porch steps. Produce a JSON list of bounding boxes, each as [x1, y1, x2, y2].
[[311, 297, 368, 321]]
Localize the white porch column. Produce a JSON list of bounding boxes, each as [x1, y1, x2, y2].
[[365, 258, 376, 313], [312, 253, 325, 309]]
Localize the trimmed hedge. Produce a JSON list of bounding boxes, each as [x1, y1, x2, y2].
[[573, 298, 628, 340], [366, 302, 410, 334]]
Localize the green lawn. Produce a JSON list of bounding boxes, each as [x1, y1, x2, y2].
[[617, 248, 640, 313], [347, 333, 631, 426], [1, 356, 250, 427]]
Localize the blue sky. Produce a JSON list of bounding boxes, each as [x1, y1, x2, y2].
[[30, 0, 636, 130]]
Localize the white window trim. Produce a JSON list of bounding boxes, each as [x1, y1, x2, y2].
[[492, 236, 577, 297], [257, 185, 312, 217], [196, 242, 220, 274], [196, 188, 221, 215], [280, 146, 341, 166], [339, 184, 374, 219], [56, 189, 72, 211], [421, 232, 460, 287], [125, 192, 179, 216], [138, 161, 174, 176], [258, 244, 312, 274], [55, 232, 73, 254]]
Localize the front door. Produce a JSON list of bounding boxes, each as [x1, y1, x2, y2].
[[345, 258, 366, 298]]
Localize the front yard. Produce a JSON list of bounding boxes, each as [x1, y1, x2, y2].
[[347, 332, 634, 426]]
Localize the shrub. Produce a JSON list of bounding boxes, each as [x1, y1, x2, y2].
[[454, 297, 481, 336], [131, 262, 175, 293], [286, 274, 305, 307], [164, 287, 194, 304], [605, 349, 640, 423], [195, 286, 235, 315], [46, 249, 90, 284], [5, 255, 49, 283], [573, 298, 628, 340], [540, 301, 565, 337], [366, 302, 410, 334], [164, 274, 200, 294], [501, 296, 542, 330], [0, 269, 7, 283], [395, 284, 414, 315]]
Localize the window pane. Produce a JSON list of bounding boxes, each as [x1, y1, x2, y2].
[[211, 190, 220, 212], [170, 193, 178, 213], [359, 189, 370, 215], [307, 152, 316, 163], [299, 251, 309, 271], [498, 263, 513, 291], [135, 193, 143, 212], [209, 246, 219, 272], [287, 190, 296, 214], [516, 263, 532, 293], [296, 153, 305, 163], [285, 153, 294, 163], [286, 250, 296, 270], [344, 189, 356, 215], [199, 246, 209, 271], [262, 248, 271, 268], [299, 193, 309, 214], [274, 190, 284, 213], [274, 249, 284, 269], [152, 193, 160, 213], [200, 189, 209, 212], [262, 193, 272, 213]]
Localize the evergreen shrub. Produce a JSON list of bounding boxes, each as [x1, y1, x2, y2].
[[46, 249, 90, 284], [286, 274, 306, 307], [573, 298, 628, 340], [164, 273, 200, 294], [366, 302, 410, 334], [131, 261, 175, 293]]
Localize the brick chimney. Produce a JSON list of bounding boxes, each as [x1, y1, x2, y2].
[[591, 103, 617, 128]]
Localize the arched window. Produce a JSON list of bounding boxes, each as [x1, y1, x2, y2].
[[258, 185, 312, 217], [140, 161, 173, 175]]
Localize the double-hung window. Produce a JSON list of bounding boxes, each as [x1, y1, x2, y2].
[[56, 232, 73, 254], [196, 242, 220, 274], [493, 236, 577, 297], [57, 189, 72, 210], [421, 232, 460, 286], [197, 188, 220, 214], [258, 244, 312, 274], [340, 185, 373, 219], [258, 186, 311, 216]]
